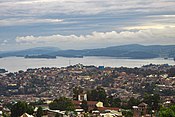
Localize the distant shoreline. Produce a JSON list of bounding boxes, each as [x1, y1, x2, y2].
[[0, 56, 174, 73]]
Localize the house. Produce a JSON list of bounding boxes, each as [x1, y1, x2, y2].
[[20, 113, 34, 117], [96, 107, 122, 117], [73, 94, 122, 116], [133, 102, 148, 117], [47, 109, 67, 117], [72, 100, 99, 112], [0, 105, 3, 117]]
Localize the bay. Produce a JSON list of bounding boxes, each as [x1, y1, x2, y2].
[[0, 56, 174, 72]]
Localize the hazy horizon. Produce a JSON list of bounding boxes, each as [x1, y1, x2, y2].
[[1, 44, 175, 52]]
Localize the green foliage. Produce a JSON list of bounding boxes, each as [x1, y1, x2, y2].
[[88, 87, 107, 103], [127, 97, 140, 109], [143, 93, 160, 111], [122, 110, 133, 117], [80, 100, 88, 112], [36, 106, 43, 117], [11, 101, 34, 117], [161, 89, 175, 96], [55, 113, 61, 117], [49, 97, 75, 111], [107, 96, 121, 107], [159, 106, 175, 117], [73, 86, 83, 100], [2, 112, 10, 117]]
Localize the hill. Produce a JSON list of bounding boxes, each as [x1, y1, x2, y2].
[[0, 44, 175, 59]]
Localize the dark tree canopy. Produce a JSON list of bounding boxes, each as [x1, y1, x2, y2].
[[143, 93, 160, 111], [36, 106, 43, 117], [73, 86, 84, 100], [168, 68, 175, 77], [88, 87, 107, 102], [107, 96, 121, 107], [127, 97, 140, 109], [49, 97, 75, 111], [80, 100, 88, 112], [11, 101, 34, 117], [159, 105, 175, 117]]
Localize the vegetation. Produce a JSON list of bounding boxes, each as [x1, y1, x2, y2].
[[36, 106, 43, 117], [1, 44, 175, 59], [127, 97, 140, 109], [80, 100, 88, 112], [88, 87, 108, 106], [143, 93, 160, 111], [73, 86, 83, 100], [10, 101, 34, 117], [107, 96, 121, 107], [49, 97, 75, 111], [158, 105, 175, 117], [122, 110, 133, 117], [168, 68, 175, 77]]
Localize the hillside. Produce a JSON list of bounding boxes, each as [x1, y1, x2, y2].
[[0, 44, 175, 59]]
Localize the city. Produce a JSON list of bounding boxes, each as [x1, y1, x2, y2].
[[0, 64, 175, 116], [0, 0, 175, 116]]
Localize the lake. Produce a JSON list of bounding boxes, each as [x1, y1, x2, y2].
[[0, 57, 174, 72]]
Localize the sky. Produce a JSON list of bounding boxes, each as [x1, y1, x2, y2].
[[0, 0, 175, 51]]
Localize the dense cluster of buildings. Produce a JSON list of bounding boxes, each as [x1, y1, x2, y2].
[[0, 64, 175, 116]]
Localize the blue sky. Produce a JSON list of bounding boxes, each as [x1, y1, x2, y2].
[[0, 0, 175, 51]]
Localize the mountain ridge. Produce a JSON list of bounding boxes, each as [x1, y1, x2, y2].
[[0, 44, 175, 59]]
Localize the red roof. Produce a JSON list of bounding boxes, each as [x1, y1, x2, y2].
[[72, 100, 98, 106], [72, 101, 82, 109], [87, 101, 98, 106], [72, 100, 81, 105], [97, 107, 120, 111]]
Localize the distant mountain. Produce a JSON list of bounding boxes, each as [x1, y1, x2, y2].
[[0, 44, 175, 59], [0, 47, 60, 57]]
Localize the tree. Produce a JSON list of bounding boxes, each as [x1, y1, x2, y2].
[[73, 86, 83, 100], [49, 97, 75, 111], [55, 113, 61, 117], [80, 100, 88, 112], [36, 106, 43, 117], [143, 93, 160, 111], [111, 98, 121, 107], [106, 96, 121, 107], [159, 107, 175, 117], [2, 112, 10, 117], [127, 97, 140, 109], [168, 68, 175, 77], [88, 87, 107, 102], [122, 110, 133, 117], [11, 101, 34, 117]]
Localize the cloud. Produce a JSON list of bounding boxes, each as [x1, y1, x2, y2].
[[1, 0, 175, 16], [1, 0, 175, 51], [0, 18, 63, 26], [0, 0, 175, 27], [16, 26, 175, 49], [1, 40, 8, 45], [123, 24, 175, 30]]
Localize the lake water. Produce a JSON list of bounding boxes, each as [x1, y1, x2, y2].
[[0, 57, 174, 72]]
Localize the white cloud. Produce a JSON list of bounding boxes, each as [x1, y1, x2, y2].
[[16, 26, 175, 49], [1, 0, 175, 51], [0, 0, 175, 27], [0, 18, 63, 26], [1, 0, 175, 16], [123, 24, 175, 30]]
